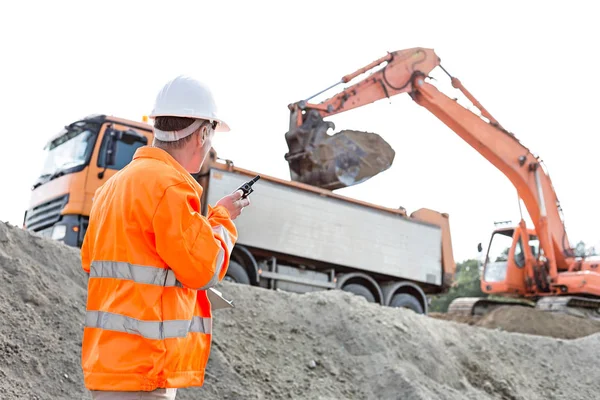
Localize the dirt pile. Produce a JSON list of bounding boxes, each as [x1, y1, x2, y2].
[[0, 221, 88, 400], [431, 306, 600, 340], [1, 221, 600, 400]]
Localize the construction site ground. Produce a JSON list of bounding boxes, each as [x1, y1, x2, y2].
[[2, 220, 600, 400]]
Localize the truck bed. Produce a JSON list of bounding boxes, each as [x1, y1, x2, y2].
[[204, 168, 443, 286]]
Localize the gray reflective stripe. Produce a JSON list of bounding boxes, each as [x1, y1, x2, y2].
[[85, 310, 212, 339], [196, 225, 233, 291], [212, 225, 235, 253], [90, 260, 183, 288], [197, 247, 224, 291]]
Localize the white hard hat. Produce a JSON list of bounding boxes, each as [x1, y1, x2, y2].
[[149, 75, 230, 141]]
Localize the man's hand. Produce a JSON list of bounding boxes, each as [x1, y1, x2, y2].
[[216, 190, 250, 220]]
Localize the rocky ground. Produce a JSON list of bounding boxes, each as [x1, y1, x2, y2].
[[1, 221, 600, 400], [430, 305, 600, 340]]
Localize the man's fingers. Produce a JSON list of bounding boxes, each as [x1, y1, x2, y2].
[[232, 190, 243, 200], [233, 197, 250, 208]]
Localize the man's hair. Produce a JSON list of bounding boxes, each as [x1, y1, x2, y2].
[[153, 116, 199, 150]]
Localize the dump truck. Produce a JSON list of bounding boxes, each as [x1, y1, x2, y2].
[[283, 46, 600, 319], [23, 113, 457, 314]]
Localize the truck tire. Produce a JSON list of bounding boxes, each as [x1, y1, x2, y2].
[[342, 283, 376, 303], [224, 261, 250, 285], [390, 293, 424, 314]]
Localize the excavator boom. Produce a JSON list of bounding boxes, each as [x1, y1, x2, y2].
[[295, 48, 440, 117], [409, 74, 573, 275]]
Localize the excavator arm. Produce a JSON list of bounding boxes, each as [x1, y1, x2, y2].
[[285, 47, 573, 280], [284, 48, 440, 190], [287, 48, 440, 121]]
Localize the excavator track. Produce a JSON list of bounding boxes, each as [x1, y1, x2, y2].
[[447, 297, 534, 316], [535, 296, 600, 321], [448, 296, 600, 321]]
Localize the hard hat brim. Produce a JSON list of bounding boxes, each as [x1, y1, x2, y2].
[[148, 113, 230, 133], [215, 119, 230, 133]]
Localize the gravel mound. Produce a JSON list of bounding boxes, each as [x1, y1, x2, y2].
[[430, 305, 600, 340], [1, 221, 600, 400], [476, 305, 600, 339]]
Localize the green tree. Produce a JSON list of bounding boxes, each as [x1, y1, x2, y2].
[[429, 258, 487, 312]]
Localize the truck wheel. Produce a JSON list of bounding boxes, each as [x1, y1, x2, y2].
[[390, 293, 424, 314], [224, 261, 250, 285], [342, 283, 376, 303]]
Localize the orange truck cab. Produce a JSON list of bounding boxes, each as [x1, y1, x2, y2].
[[24, 114, 153, 247]]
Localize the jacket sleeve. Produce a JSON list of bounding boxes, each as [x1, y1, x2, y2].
[[81, 185, 102, 275], [152, 181, 238, 290], [81, 227, 91, 275], [206, 204, 238, 281]]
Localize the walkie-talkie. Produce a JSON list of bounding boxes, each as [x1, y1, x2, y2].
[[237, 175, 261, 199]]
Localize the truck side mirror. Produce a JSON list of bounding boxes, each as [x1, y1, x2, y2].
[[98, 128, 118, 178], [105, 130, 118, 167], [477, 242, 483, 253]]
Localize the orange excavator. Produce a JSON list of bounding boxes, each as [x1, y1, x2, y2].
[[284, 47, 600, 318]]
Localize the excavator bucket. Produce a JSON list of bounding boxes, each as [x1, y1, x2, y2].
[[284, 110, 395, 190]]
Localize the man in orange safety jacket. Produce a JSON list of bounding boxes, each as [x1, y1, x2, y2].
[[80, 75, 250, 399]]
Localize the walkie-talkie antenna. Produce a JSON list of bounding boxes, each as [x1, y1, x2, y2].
[[237, 175, 261, 199]]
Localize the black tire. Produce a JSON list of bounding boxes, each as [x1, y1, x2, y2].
[[390, 293, 424, 314], [342, 283, 376, 303], [224, 261, 250, 285]]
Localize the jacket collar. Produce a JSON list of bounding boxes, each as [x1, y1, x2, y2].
[[133, 146, 204, 193]]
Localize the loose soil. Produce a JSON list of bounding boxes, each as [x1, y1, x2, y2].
[[1, 222, 599, 400], [430, 306, 600, 340]]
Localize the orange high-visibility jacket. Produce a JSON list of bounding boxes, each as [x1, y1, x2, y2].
[[80, 146, 238, 391]]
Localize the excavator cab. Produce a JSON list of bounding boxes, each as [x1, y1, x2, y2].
[[479, 224, 540, 297], [449, 225, 541, 315]]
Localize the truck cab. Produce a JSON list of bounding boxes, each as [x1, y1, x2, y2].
[[23, 115, 152, 246]]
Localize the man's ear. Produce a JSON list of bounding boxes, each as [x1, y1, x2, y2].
[[197, 126, 208, 145]]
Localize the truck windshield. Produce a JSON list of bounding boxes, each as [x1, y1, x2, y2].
[[35, 121, 99, 187]]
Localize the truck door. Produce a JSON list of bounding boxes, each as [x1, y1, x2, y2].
[[84, 122, 149, 212]]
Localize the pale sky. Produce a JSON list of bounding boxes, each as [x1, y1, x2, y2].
[[1, 0, 598, 263]]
